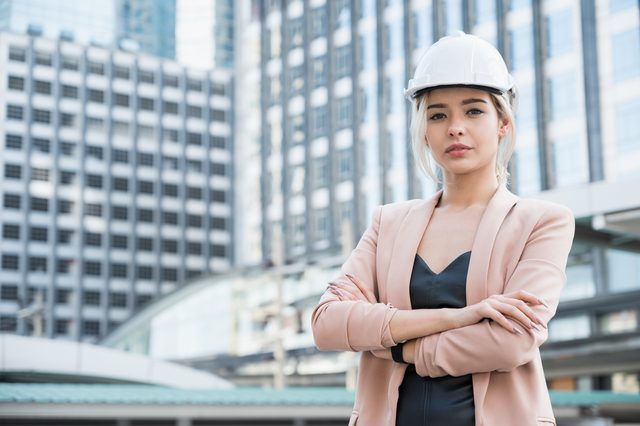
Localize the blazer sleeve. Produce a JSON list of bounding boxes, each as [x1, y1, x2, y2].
[[312, 205, 399, 352], [414, 204, 575, 377]]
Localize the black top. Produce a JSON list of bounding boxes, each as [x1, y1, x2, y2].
[[395, 251, 475, 426]]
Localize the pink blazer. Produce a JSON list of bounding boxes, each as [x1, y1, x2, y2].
[[312, 185, 575, 426]]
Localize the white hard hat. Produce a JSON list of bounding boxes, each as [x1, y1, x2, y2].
[[405, 31, 519, 114]]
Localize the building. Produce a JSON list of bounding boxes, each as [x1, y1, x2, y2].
[[231, 0, 640, 394], [0, 0, 177, 60], [0, 31, 234, 341]]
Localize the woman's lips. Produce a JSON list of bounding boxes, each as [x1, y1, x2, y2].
[[447, 146, 471, 156]]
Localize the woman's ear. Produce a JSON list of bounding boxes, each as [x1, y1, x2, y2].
[[498, 117, 510, 137]]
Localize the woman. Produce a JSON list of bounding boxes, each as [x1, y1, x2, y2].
[[311, 32, 574, 426]]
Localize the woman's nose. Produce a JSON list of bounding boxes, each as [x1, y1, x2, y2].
[[448, 120, 465, 137]]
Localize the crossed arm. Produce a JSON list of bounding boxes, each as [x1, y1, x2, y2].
[[312, 203, 575, 376]]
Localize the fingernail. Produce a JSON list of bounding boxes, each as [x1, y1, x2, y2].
[[345, 273, 355, 279], [513, 326, 523, 335], [328, 281, 340, 286], [337, 289, 345, 296], [538, 298, 549, 308], [536, 317, 547, 329], [530, 321, 541, 331]]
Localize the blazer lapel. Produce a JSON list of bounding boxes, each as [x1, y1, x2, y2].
[[386, 190, 443, 311]]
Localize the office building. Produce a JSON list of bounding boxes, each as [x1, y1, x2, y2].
[[230, 0, 640, 392], [0, 31, 234, 341]]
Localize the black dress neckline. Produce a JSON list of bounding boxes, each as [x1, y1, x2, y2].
[[415, 251, 472, 276]]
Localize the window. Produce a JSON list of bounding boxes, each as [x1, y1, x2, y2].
[[110, 292, 127, 307], [88, 61, 105, 75], [114, 65, 130, 79], [60, 142, 76, 156], [211, 109, 226, 122], [58, 229, 74, 244], [138, 70, 155, 84], [85, 232, 102, 247], [111, 263, 127, 278], [187, 242, 202, 255], [163, 74, 178, 87], [338, 148, 353, 181], [32, 138, 50, 153], [616, 98, 640, 153], [112, 206, 128, 220], [548, 315, 590, 341], [511, 25, 534, 70], [56, 258, 72, 274], [31, 168, 49, 181], [209, 161, 224, 176], [83, 290, 101, 305], [162, 211, 178, 225], [187, 78, 203, 91], [611, 0, 637, 12], [2, 254, 19, 270], [113, 120, 130, 135], [137, 266, 153, 279], [112, 149, 129, 163], [5, 134, 22, 149], [88, 89, 104, 103], [35, 52, 52, 66], [162, 239, 178, 253], [138, 180, 153, 194], [547, 9, 573, 57], [85, 203, 102, 217], [138, 209, 153, 222], [136, 294, 154, 307], [86, 174, 103, 188], [29, 226, 48, 242], [112, 234, 128, 249], [4, 194, 21, 209], [162, 268, 178, 281], [3, 224, 20, 239], [61, 85, 78, 98], [211, 217, 226, 229], [312, 7, 326, 38], [61, 56, 78, 70], [210, 244, 226, 258], [87, 117, 104, 132], [55, 319, 69, 334], [137, 237, 153, 251], [163, 184, 178, 197], [187, 160, 202, 173], [28, 256, 47, 272], [9, 46, 26, 62], [84, 261, 102, 276], [211, 136, 226, 149], [188, 215, 202, 228], [162, 156, 179, 170], [163, 128, 179, 142], [7, 105, 24, 120], [553, 135, 584, 187], [561, 263, 596, 302], [612, 29, 640, 82], [1, 316, 17, 332], [58, 199, 74, 214], [549, 72, 577, 120], [315, 208, 330, 241], [1, 284, 18, 300], [211, 190, 225, 202], [164, 102, 178, 114], [87, 146, 103, 160], [314, 156, 329, 187], [212, 83, 225, 96], [113, 177, 128, 192], [34, 80, 51, 95], [114, 93, 129, 107], [82, 320, 100, 336], [56, 288, 71, 303], [137, 152, 154, 166], [188, 187, 202, 199], [138, 97, 154, 111], [31, 197, 49, 212], [336, 96, 352, 129], [187, 132, 202, 145], [607, 249, 640, 293], [188, 105, 202, 118], [8, 76, 24, 91], [60, 113, 75, 127], [336, 46, 351, 79], [515, 146, 541, 196], [140, 125, 155, 139], [312, 106, 327, 138], [5, 164, 22, 179]]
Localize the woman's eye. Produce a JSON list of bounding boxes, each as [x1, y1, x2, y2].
[[429, 113, 445, 120], [468, 108, 484, 115]]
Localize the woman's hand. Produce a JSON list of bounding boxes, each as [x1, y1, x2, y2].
[[327, 274, 377, 304], [456, 290, 548, 335]]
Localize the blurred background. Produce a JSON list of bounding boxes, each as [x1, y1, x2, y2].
[[0, 0, 639, 425]]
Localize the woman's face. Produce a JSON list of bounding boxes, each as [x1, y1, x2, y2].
[[424, 87, 509, 182]]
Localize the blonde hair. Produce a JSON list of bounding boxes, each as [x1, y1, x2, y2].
[[410, 91, 517, 185]]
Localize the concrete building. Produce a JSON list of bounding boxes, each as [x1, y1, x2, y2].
[[231, 0, 640, 394], [0, 31, 234, 342]]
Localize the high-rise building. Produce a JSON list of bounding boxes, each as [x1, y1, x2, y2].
[[0, 31, 233, 341], [0, 0, 177, 59], [232, 0, 640, 392]]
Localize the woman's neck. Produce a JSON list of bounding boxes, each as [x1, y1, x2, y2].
[[438, 172, 500, 211]]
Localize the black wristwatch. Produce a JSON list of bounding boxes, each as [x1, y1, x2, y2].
[[391, 342, 407, 364]]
